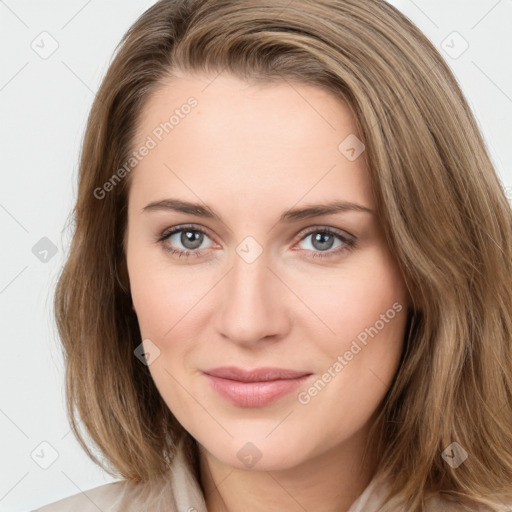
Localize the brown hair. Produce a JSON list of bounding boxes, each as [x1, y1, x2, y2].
[[54, 0, 512, 510]]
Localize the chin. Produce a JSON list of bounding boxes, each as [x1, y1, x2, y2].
[[197, 431, 312, 472]]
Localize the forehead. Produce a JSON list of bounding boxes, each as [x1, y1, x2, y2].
[[128, 73, 372, 213]]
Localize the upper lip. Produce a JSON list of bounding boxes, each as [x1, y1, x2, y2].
[[203, 366, 312, 382]]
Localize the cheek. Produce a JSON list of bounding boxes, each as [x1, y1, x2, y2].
[[296, 272, 408, 439], [128, 247, 209, 340], [300, 256, 407, 349], [294, 250, 409, 419], [128, 260, 203, 425]]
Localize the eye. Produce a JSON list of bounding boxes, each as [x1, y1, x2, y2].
[[157, 225, 356, 259], [294, 227, 355, 259], [157, 224, 215, 258]]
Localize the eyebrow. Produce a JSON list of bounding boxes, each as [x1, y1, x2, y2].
[[142, 198, 374, 222]]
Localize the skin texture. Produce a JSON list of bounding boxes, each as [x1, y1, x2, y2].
[[125, 73, 411, 512]]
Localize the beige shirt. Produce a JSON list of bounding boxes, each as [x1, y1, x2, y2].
[[32, 442, 510, 512]]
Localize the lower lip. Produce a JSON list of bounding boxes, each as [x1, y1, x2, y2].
[[204, 374, 312, 407]]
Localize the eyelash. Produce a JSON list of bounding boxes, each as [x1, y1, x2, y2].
[[156, 224, 356, 260]]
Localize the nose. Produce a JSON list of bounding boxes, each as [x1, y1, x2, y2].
[[214, 250, 291, 346]]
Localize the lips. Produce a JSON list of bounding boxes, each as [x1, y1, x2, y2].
[[203, 366, 311, 382], [203, 366, 313, 407]]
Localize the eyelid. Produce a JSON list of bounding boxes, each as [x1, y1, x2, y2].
[[158, 223, 218, 247], [294, 224, 355, 243]]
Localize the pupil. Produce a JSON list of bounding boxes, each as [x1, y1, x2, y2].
[[314, 232, 333, 251], [182, 230, 203, 249]]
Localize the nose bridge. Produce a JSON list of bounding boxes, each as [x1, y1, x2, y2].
[[215, 245, 287, 344]]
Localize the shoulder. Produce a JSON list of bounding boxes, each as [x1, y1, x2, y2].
[[351, 471, 512, 512], [32, 439, 207, 512], [32, 449, 207, 512], [427, 493, 512, 512], [32, 480, 129, 512]]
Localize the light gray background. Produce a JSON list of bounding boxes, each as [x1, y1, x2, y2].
[[1, 1, 511, 511]]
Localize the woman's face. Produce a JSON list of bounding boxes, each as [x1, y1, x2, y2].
[[125, 72, 410, 471]]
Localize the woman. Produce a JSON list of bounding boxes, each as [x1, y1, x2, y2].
[[35, 0, 512, 510]]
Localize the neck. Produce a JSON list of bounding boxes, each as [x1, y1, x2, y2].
[[198, 423, 379, 512]]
